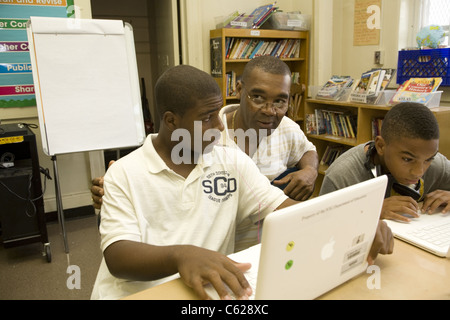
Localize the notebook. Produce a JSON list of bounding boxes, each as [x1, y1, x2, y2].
[[205, 175, 388, 300], [385, 207, 450, 258]]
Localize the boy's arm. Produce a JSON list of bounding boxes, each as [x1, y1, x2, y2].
[[104, 240, 252, 300]]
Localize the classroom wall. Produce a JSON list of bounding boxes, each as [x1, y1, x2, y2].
[[179, 0, 313, 72], [2, 0, 448, 215], [330, 0, 449, 105]]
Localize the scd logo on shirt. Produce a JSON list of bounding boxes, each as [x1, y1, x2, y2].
[[202, 170, 236, 203]]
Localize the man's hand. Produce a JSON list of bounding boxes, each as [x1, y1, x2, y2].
[[90, 160, 115, 210], [91, 176, 104, 210], [422, 190, 450, 214], [175, 246, 252, 300], [273, 166, 317, 201], [368, 220, 394, 265], [380, 196, 420, 222]]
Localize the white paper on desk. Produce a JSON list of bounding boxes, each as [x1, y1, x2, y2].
[[28, 17, 145, 155]]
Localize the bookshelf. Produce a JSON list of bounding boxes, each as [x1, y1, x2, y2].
[[305, 99, 450, 195], [210, 28, 309, 122]]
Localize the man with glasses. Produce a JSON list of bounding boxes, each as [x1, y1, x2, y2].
[[91, 56, 318, 251], [219, 55, 318, 250]]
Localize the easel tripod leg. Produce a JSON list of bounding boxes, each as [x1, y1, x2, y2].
[[51, 155, 69, 253]]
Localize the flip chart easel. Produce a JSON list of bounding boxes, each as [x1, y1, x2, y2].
[[27, 17, 146, 252]]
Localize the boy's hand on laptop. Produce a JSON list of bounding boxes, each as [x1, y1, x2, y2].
[[176, 246, 252, 300], [421, 190, 450, 214], [368, 220, 394, 265], [380, 196, 420, 222]]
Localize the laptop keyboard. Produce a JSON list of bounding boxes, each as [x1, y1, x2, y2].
[[408, 221, 450, 248]]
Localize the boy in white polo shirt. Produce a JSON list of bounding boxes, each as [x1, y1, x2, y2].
[[91, 65, 294, 300], [91, 65, 393, 300], [91, 56, 319, 252]]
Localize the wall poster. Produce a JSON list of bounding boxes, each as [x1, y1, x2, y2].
[[0, 0, 74, 108], [353, 0, 381, 46]]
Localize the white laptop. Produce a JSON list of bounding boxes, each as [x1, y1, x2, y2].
[[205, 175, 388, 300], [385, 207, 450, 258]]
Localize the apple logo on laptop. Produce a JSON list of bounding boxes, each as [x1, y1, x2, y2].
[[321, 237, 335, 260]]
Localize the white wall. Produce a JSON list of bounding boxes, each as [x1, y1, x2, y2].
[[331, 0, 401, 81], [330, 0, 449, 105]]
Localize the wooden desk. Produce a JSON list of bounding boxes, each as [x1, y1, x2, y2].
[[124, 239, 450, 300]]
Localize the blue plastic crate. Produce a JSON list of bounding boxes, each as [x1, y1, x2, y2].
[[397, 48, 450, 86]]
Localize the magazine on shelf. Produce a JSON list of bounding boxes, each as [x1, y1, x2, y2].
[[315, 75, 353, 100], [389, 77, 443, 105]]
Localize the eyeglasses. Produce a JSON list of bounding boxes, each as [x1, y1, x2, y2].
[[245, 91, 289, 112]]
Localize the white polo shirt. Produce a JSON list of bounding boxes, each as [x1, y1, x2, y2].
[[91, 134, 287, 299], [220, 105, 316, 251], [220, 104, 316, 182]]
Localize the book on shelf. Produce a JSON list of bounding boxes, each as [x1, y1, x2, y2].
[[373, 68, 396, 104], [350, 69, 386, 103], [289, 84, 304, 119], [241, 39, 256, 59], [315, 75, 354, 100], [376, 68, 396, 91], [366, 69, 385, 96], [320, 109, 357, 139], [225, 38, 301, 60], [249, 3, 278, 29], [234, 38, 251, 59], [275, 39, 288, 57], [210, 38, 223, 77], [389, 77, 443, 105], [249, 40, 264, 59], [306, 113, 317, 135], [284, 39, 300, 58], [292, 72, 300, 85], [307, 109, 356, 139], [225, 37, 235, 59], [226, 71, 240, 97], [371, 117, 384, 140], [315, 109, 326, 135], [320, 145, 348, 167]]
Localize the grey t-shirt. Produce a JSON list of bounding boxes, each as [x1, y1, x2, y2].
[[319, 143, 450, 197]]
